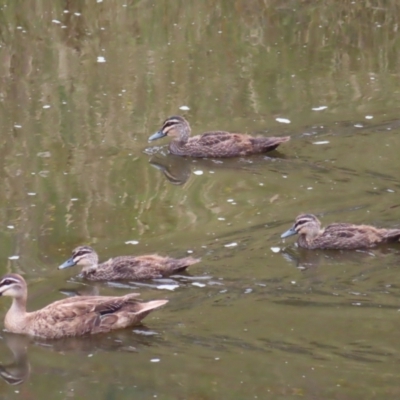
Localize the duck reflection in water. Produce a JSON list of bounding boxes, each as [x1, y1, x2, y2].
[[149, 154, 192, 185], [0, 333, 30, 385]]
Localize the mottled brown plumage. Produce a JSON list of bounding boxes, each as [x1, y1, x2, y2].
[[58, 245, 200, 281], [281, 213, 400, 250], [148, 115, 290, 158], [0, 274, 167, 339]]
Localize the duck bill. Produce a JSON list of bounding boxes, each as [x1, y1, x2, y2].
[[58, 257, 77, 270], [281, 227, 297, 238], [148, 130, 166, 142]]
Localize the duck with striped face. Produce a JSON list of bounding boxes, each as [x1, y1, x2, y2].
[[281, 213, 400, 250], [0, 273, 168, 339], [149, 115, 290, 158]]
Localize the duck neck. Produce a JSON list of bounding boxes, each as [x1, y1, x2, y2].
[[5, 296, 28, 331], [82, 262, 98, 275], [176, 124, 191, 144]]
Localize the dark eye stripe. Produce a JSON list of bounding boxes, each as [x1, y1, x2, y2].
[[163, 117, 182, 126], [295, 219, 310, 227], [0, 278, 19, 286]]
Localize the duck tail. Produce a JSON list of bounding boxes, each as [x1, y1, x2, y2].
[[172, 257, 201, 272], [253, 136, 291, 153], [384, 229, 400, 242]]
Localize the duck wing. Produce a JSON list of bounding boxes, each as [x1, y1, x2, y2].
[[318, 223, 399, 249], [30, 294, 166, 338]]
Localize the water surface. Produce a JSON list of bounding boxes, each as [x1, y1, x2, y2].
[[1, 1, 400, 399]]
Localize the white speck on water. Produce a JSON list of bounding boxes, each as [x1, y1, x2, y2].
[[219, 289, 227, 293], [37, 151, 51, 158], [312, 106, 328, 111], [215, 357, 220, 360], [307, 187, 313, 190], [276, 117, 291, 124], [282, 175, 287, 178], [156, 284, 178, 291], [224, 242, 237, 248], [387, 189, 395, 193], [14, 125, 22, 128], [71, 198, 78, 201], [27, 192, 36, 196], [7, 225, 14, 229], [227, 199, 234, 202], [187, 250, 193, 254], [271, 247, 280, 253], [74, 12, 81, 16], [42, 105, 51, 109], [365, 115, 373, 119], [291, 281, 296, 284], [312, 141, 330, 145], [52, 19, 61, 24], [352, 302, 362, 306], [8, 256, 19, 260], [354, 123, 363, 128], [133, 329, 157, 336], [244, 288, 252, 294], [125, 240, 139, 245], [218, 217, 225, 221], [97, 0, 103, 2], [150, 358, 160, 363], [63, 10, 69, 13], [179, 105, 190, 111], [192, 282, 206, 288], [88, 354, 93, 358], [97, 56, 106, 63], [193, 170, 203, 175]]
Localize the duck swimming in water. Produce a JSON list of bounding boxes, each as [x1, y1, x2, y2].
[[58, 245, 200, 281], [149, 115, 290, 158], [281, 213, 400, 250], [0, 274, 167, 339]]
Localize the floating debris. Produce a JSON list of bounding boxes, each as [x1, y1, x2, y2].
[[224, 242, 237, 248], [133, 329, 157, 336], [312, 106, 328, 111], [8, 256, 19, 260], [150, 358, 160, 363], [156, 284, 179, 291], [27, 192, 36, 196], [193, 170, 203, 175], [217, 217, 225, 221], [270, 247, 280, 253], [276, 117, 291, 124], [7, 225, 14, 229], [52, 19, 61, 24], [354, 123, 363, 128], [125, 240, 139, 245], [42, 105, 51, 109], [14, 125, 22, 129], [365, 115, 373, 120], [37, 151, 51, 158], [312, 141, 330, 145], [179, 105, 190, 111], [97, 56, 106, 63], [192, 282, 206, 288]]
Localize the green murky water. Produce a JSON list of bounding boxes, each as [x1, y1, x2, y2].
[[0, 1, 400, 398]]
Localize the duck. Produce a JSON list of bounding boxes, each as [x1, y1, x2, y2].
[[58, 245, 200, 281], [148, 115, 290, 158], [0, 273, 168, 339], [281, 213, 400, 250]]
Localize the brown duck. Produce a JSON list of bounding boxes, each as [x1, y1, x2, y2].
[[0, 274, 167, 339], [281, 213, 400, 250], [148, 115, 290, 158], [58, 245, 200, 281]]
